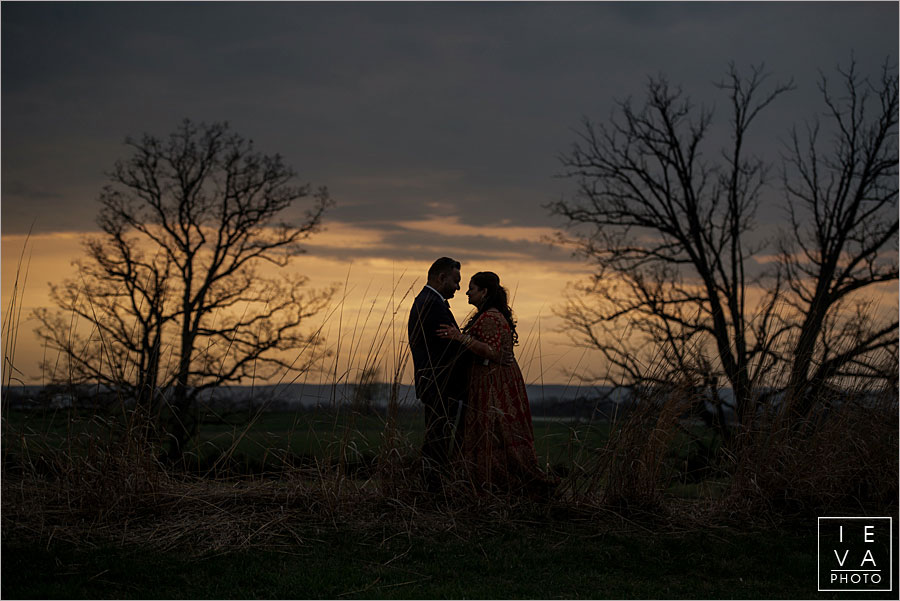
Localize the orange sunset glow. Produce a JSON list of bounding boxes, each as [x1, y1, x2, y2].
[[1, 221, 596, 388], [5, 223, 896, 390]]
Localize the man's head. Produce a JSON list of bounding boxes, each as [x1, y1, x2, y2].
[[427, 257, 461, 299]]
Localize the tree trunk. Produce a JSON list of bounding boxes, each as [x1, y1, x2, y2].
[[786, 264, 835, 420]]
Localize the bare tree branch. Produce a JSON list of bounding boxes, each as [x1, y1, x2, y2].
[[779, 57, 899, 415], [550, 65, 794, 432]]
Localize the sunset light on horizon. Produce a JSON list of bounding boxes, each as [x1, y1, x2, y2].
[[1, 224, 598, 387]]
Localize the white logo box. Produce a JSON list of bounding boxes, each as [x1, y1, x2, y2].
[[818, 516, 893, 592]]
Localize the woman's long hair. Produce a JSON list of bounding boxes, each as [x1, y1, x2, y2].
[[462, 271, 518, 345]]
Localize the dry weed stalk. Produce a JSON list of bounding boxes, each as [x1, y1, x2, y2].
[[720, 383, 898, 520], [558, 379, 692, 514]]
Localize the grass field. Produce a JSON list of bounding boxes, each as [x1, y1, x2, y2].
[[2, 406, 613, 469], [4, 522, 892, 599], [2, 405, 717, 490], [2, 400, 895, 599]]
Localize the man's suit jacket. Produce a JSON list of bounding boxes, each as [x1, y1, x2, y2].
[[407, 287, 469, 405]]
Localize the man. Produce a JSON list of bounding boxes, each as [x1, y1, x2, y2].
[[407, 257, 470, 489]]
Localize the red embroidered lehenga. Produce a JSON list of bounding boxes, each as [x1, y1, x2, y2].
[[459, 309, 556, 497]]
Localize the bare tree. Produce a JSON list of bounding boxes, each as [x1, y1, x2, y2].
[[35, 119, 335, 461], [549, 64, 794, 432], [551, 58, 899, 434], [780, 58, 898, 416]]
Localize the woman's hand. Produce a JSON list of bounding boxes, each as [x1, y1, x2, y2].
[[436, 324, 462, 341]]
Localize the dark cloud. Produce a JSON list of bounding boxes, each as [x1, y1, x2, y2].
[[2, 1, 897, 244], [299, 220, 569, 267]]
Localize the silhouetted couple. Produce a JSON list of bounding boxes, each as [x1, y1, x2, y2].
[[407, 257, 556, 499]]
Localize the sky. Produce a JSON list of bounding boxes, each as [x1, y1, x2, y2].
[[2, 1, 898, 387]]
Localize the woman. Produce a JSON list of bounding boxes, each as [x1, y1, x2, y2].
[[437, 271, 556, 498]]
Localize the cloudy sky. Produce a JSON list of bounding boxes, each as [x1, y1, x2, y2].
[[2, 1, 897, 386]]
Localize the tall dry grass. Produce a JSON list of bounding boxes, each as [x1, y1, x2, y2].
[[721, 383, 898, 522], [2, 256, 898, 553]]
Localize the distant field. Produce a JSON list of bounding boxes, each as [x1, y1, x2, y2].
[[2, 404, 725, 503], [2, 407, 618, 474]]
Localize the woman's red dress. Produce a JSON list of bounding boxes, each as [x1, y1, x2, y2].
[[459, 309, 554, 496]]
